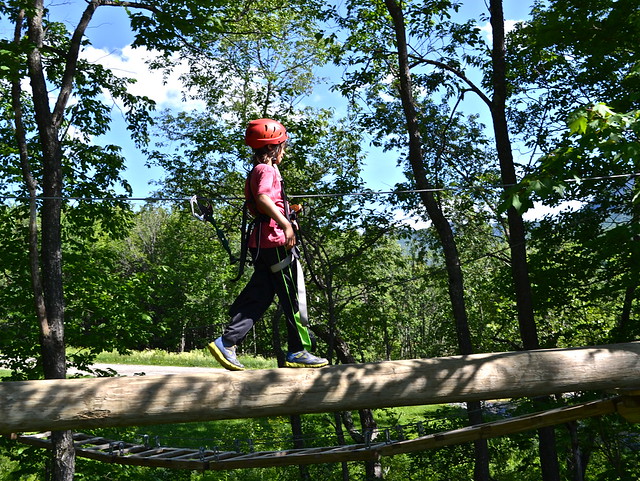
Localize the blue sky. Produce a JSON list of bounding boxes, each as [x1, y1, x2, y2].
[[4, 1, 535, 206]]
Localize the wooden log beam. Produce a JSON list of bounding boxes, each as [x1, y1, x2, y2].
[[616, 391, 640, 423], [1, 342, 640, 434], [377, 397, 619, 456], [12, 397, 630, 470]]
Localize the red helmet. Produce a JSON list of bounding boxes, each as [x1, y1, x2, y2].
[[245, 118, 288, 149]]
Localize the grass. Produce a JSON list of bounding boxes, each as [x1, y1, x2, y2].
[[0, 348, 277, 378], [91, 347, 278, 370]]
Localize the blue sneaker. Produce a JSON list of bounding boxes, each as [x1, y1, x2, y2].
[[285, 350, 328, 368], [208, 337, 245, 371]]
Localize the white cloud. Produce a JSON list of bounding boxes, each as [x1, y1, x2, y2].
[[81, 45, 204, 111], [394, 209, 432, 230], [523, 200, 583, 221], [479, 19, 522, 43], [393, 199, 583, 230]]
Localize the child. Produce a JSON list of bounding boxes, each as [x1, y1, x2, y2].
[[208, 118, 328, 370]]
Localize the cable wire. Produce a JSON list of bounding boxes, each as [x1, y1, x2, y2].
[[0, 172, 637, 203]]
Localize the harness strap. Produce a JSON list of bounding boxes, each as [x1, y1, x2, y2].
[[232, 204, 252, 282], [270, 247, 309, 326], [270, 251, 294, 273], [191, 164, 299, 283], [295, 253, 309, 327]]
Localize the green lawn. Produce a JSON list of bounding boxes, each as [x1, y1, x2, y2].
[[91, 347, 278, 370], [0, 348, 276, 377]]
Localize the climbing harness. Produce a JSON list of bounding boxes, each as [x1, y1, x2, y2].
[[190, 167, 312, 330], [189, 179, 299, 280], [268, 244, 309, 327]]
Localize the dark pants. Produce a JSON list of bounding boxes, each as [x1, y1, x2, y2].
[[223, 246, 310, 353]]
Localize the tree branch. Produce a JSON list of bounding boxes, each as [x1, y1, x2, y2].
[[53, 0, 168, 128], [52, 1, 93, 128], [11, 9, 47, 330], [408, 54, 492, 109]]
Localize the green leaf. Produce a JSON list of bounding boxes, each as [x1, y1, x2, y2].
[[511, 193, 522, 212], [591, 103, 614, 118], [568, 114, 588, 134]]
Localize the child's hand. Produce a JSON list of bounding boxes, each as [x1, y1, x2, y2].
[[283, 222, 297, 249]]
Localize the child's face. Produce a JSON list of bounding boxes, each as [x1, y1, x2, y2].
[[274, 143, 286, 164]]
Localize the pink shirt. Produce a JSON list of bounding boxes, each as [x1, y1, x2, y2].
[[246, 163, 286, 248]]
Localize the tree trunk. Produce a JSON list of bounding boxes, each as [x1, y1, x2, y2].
[[333, 413, 350, 481], [290, 414, 311, 480], [617, 284, 637, 341], [271, 307, 311, 479], [383, 1, 490, 479], [10, 9, 47, 334], [566, 421, 584, 481], [24, 1, 75, 478], [312, 325, 383, 478], [488, 1, 560, 479], [617, 176, 639, 340]]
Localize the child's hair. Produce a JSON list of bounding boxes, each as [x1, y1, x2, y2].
[[252, 142, 285, 166]]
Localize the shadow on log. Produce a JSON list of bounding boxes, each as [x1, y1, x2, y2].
[[2, 342, 640, 433]]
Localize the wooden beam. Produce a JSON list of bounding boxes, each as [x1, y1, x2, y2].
[[377, 397, 619, 456], [616, 392, 640, 423], [1, 342, 640, 433], [13, 396, 629, 470]]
